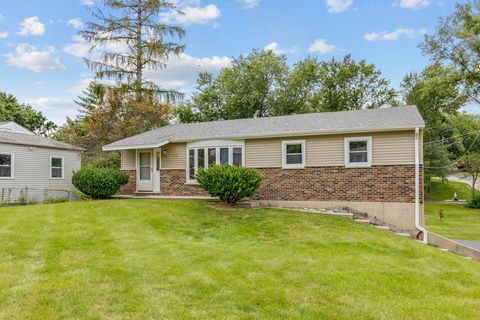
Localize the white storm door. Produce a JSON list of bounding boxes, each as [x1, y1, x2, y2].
[[153, 149, 161, 193], [137, 151, 153, 191]]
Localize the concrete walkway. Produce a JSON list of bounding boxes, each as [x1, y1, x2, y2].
[[456, 240, 480, 250]]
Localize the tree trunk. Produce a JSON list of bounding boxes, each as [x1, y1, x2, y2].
[[136, 0, 143, 100], [472, 174, 477, 199]]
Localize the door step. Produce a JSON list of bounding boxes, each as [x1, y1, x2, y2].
[[355, 219, 370, 224], [374, 225, 391, 231]]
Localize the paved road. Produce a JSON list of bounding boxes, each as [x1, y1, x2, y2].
[[456, 240, 480, 250]]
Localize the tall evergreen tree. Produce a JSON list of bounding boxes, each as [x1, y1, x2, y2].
[[81, 0, 185, 99]]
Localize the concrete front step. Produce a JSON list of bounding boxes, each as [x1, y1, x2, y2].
[[355, 219, 370, 224], [374, 225, 391, 231], [330, 212, 354, 220]]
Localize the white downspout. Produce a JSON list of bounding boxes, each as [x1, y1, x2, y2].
[[415, 127, 428, 243]]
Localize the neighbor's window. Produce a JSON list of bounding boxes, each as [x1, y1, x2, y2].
[[0, 154, 13, 178], [51, 157, 64, 179], [187, 146, 244, 182], [344, 137, 372, 167], [282, 140, 305, 169]]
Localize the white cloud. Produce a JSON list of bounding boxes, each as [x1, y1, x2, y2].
[[68, 78, 94, 94], [399, 0, 431, 10], [308, 39, 336, 54], [21, 98, 77, 124], [325, 0, 353, 13], [237, 0, 259, 9], [264, 42, 298, 55], [0, 13, 4, 22], [81, 0, 95, 5], [0, 32, 7, 39], [67, 18, 84, 29], [145, 53, 231, 90], [364, 28, 427, 42], [17, 16, 45, 36], [63, 34, 127, 59], [4, 43, 65, 72], [64, 42, 91, 58], [160, 4, 220, 25]]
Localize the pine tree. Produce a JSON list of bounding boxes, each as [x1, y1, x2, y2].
[[81, 0, 185, 100]]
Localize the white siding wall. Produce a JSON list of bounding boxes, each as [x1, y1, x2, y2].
[[0, 143, 81, 201]]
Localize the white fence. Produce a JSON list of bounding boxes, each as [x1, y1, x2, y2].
[[1, 187, 79, 205]]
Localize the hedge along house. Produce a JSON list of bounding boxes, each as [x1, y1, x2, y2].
[[0, 121, 82, 203], [103, 106, 426, 235]]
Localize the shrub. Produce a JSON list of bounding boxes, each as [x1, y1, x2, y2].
[[196, 165, 263, 205], [466, 196, 480, 209], [72, 166, 129, 199]]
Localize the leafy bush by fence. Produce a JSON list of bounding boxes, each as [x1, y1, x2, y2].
[[72, 166, 129, 199]]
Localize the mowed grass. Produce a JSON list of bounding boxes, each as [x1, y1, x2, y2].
[[425, 179, 480, 241], [0, 200, 479, 319], [425, 179, 473, 201], [425, 203, 480, 241]]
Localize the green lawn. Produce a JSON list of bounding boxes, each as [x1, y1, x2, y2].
[[425, 203, 480, 241], [0, 200, 479, 319], [425, 179, 473, 202], [424, 179, 480, 241]]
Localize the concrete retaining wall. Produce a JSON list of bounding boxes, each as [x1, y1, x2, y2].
[[428, 232, 480, 261]]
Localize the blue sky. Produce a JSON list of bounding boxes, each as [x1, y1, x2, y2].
[[0, 0, 466, 124]]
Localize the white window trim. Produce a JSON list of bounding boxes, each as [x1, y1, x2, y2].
[[282, 140, 306, 169], [344, 137, 372, 168], [186, 145, 245, 184], [50, 155, 65, 179], [0, 153, 14, 179]]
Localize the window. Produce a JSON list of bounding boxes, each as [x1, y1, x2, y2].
[[139, 152, 151, 180], [50, 156, 64, 179], [0, 154, 13, 178], [282, 140, 305, 169], [186, 146, 244, 183], [344, 137, 372, 167]]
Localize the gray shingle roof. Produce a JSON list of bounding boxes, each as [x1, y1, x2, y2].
[[0, 130, 83, 151], [103, 106, 424, 151]]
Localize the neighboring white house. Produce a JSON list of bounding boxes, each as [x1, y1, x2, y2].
[[0, 121, 83, 203]]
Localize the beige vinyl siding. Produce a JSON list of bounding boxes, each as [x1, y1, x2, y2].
[[121, 149, 136, 170], [245, 130, 417, 168], [161, 143, 186, 169], [0, 142, 81, 200], [245, 138, 282, 168]]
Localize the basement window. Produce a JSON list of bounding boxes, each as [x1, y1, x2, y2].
[[344, 137, 372, 167]]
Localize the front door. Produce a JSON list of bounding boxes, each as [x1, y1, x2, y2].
[[137, 151, 153, 191], [153, 149, 161, 193]]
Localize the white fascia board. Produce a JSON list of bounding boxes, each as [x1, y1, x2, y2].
[[102, 140, 170, 151]]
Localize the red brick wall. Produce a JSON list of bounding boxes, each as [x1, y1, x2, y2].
[[121, 165, 421, 203], [159, 169, 208, 196], [119, 170, 136, 195], [253, 165, 421, 203]]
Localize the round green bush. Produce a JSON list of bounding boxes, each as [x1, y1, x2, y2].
[[72, 166, 129, 199], [196, 165, 263, 205], [466, 196, 480, 209]]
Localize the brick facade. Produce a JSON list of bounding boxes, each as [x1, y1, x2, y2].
[[120, 170, 136, 195], [121, 165, 421, 204], [159, 169, 208, 196], [253, 165, 421, 203]]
